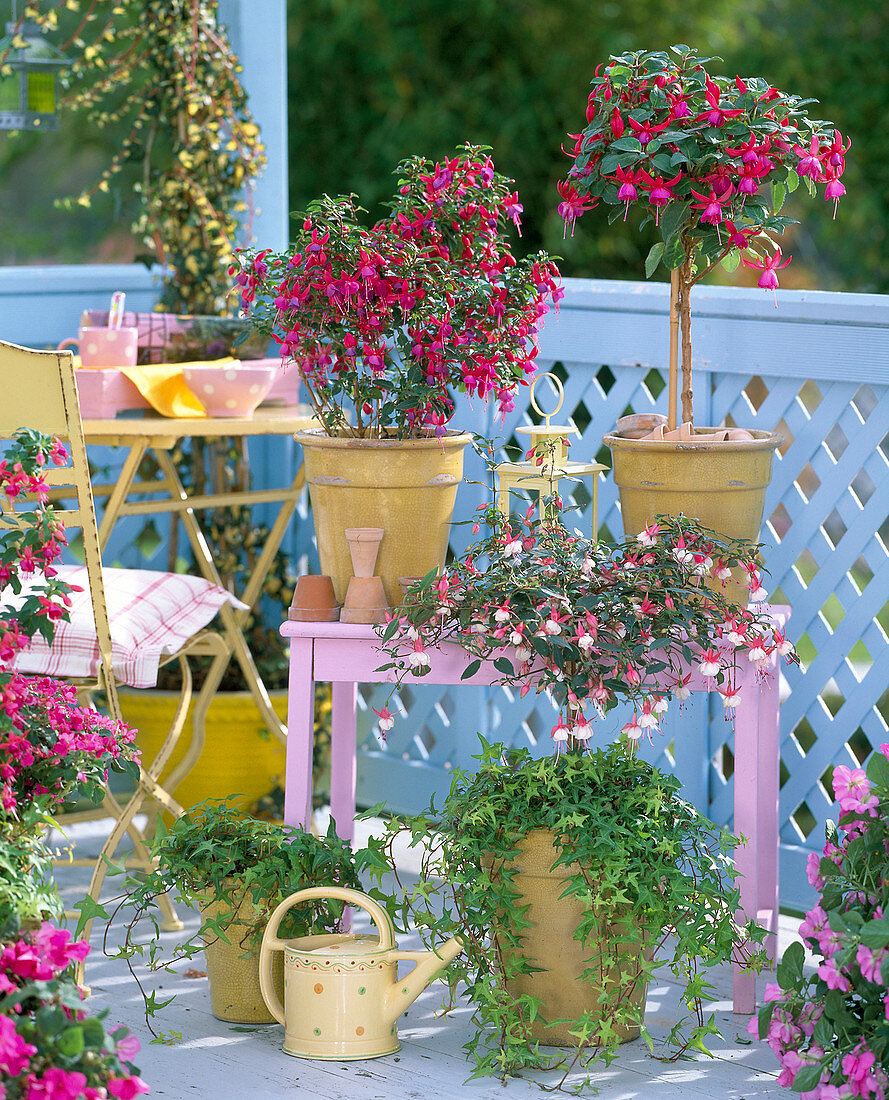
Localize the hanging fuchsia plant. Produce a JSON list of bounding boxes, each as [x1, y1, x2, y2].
[[236, 144, 562, 440]]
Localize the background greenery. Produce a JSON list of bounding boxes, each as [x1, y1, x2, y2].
[[1, 0, 884, 291]]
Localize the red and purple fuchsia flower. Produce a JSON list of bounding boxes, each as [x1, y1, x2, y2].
[[234, 145, 561, 440], [753, 745, 889, 1098], [558, 45, 848, 300]]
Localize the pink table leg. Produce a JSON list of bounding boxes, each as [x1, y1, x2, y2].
[[732, 662, 781, 1013], [283, 636, 316, 830], [330, 681, 358, 842]]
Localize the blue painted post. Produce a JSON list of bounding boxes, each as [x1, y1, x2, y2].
[[216, 0, 289, 252]]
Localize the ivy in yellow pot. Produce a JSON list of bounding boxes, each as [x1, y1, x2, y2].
[[236, 143, 562, 606], [97, 801, 378, 1034], [375, 740, 768, 1086]]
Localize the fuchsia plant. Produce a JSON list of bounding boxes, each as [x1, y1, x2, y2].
[[753, 746, 889, 1099], [377, 443, 796, 745], [235, 144, 562, 438], [560, 45, 849, 425]]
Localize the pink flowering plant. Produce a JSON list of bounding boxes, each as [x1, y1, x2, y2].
[[0, 430, 138, 838], [0, 920, 149, 1099], [376, 443, 797, 744], [235, 144, 562, 438], [559, 45, 849, 424], [752, 745, 889, 1099]]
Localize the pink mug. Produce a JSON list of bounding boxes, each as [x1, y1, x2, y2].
[[57, 326, 139, 369]]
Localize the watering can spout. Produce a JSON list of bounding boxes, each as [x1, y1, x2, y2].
[[384, 936, 464, 1026]]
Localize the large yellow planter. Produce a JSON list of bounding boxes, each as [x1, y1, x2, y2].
[[603, 428, 782, 602], [495, 830, 651, 1047], [297, 429, 472, 608], [121, 691, 288, 818]]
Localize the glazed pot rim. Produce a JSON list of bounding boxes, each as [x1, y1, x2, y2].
[[295, 427, 474, 449], [603, 427, 783, 452]]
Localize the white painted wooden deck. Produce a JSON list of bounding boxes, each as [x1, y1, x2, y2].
[[51, 815, 800, 1099]]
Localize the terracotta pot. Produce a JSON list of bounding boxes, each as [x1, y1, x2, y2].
[[490, 829, 651, 1047], [398, 576, 422, 600], [340, 576, 388, 625], [296, 429, 471, 608], [288, 575, 340, 622], [198, 889, 285, 1024], [344, 527, 384, 578], [603, 427, 783, 604]]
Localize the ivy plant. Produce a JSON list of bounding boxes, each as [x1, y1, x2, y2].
[[81, 799, 385, 1039], [368, 739, 768, 1086]]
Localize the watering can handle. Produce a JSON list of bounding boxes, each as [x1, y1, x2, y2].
[[258, 886, 397, 1025]]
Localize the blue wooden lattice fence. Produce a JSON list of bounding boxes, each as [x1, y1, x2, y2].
[[3, 269, 888, 911]]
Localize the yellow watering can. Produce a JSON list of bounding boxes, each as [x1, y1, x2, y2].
[[258, 886, 464, 1061]]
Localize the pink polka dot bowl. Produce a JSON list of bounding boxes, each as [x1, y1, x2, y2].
[[182, 363, 278, 417]]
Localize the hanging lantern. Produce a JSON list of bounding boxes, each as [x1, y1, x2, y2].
[[0, 9, 69, 132], [495, 373, 609, 535]]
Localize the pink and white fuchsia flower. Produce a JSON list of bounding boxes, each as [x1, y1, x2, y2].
[[379, 507, 795, 748], [698, 648, 722, 678]]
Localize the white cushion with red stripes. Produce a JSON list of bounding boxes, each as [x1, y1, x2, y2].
[[10, 565, 246, 688]]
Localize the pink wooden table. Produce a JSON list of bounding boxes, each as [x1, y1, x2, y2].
[[280, 609, 789, 1013]]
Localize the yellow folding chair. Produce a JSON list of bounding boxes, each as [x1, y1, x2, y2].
[[0, 339, 241, 981]]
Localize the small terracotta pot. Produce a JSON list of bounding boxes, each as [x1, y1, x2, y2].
[[288, 575, 340, 622], [341, 576, 388, 625], [344, 528, 384, 578], [398, 576, 422, 599]]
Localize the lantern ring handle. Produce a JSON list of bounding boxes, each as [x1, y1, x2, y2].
[[529, 372, 564, 425]]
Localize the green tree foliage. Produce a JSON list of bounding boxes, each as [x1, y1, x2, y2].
[[286, 0, 879, 290], [739, 0, 889, 291]]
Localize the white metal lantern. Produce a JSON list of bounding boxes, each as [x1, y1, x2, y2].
[[495, 373, 609, 535], [0, 9, 69, 132]]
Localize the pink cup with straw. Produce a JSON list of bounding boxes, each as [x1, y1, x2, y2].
[[58, 291, 138, 368]]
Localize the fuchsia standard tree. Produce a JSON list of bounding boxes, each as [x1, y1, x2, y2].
[[559, 45, 849, 430], [236, 144, 562, 439]]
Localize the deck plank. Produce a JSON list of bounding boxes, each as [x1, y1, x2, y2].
[[48, 816, 795, 1098]]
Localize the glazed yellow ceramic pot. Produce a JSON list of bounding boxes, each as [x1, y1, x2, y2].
[[493, 829, 652, 1047], [121, 690, 287, 821], [198, 890, 284, 1024], [296, 429, 472, 608], [603, 428, 782, 603]]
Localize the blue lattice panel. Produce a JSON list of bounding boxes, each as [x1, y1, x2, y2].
[[348, 281, 889, 914]]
